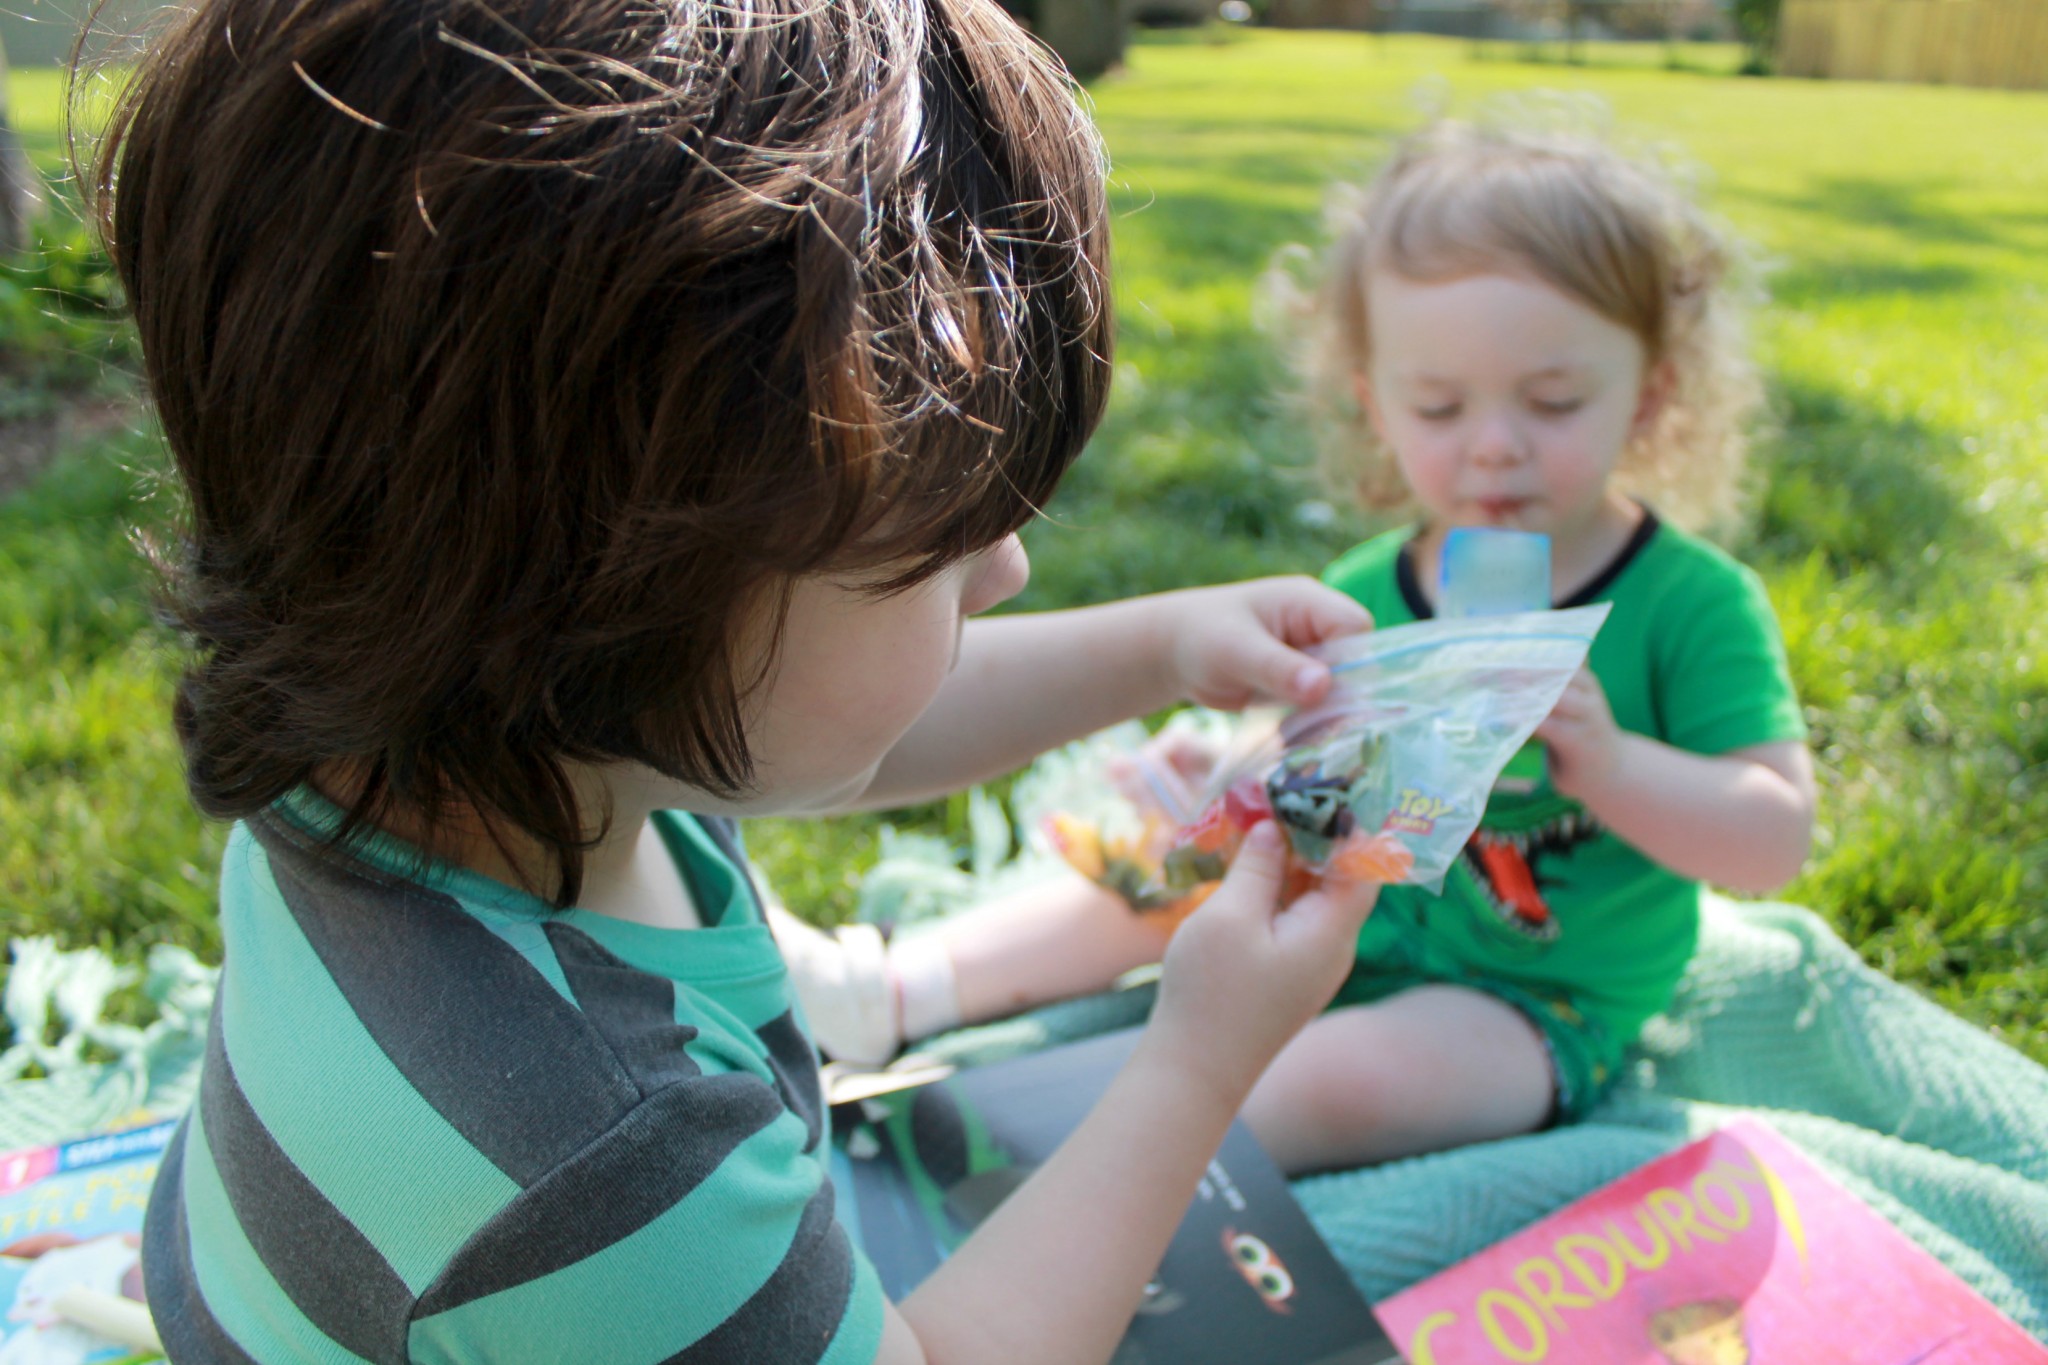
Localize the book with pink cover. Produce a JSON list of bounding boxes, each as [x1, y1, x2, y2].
[[1373, 1118, 2047, 1365]]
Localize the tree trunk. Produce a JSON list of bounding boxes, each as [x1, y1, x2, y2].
[[0, 37, 44, 255], [1033, 0, 1127, 81]]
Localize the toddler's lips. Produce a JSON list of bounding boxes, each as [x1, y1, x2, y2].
[[1473, 497, 1531, 522]]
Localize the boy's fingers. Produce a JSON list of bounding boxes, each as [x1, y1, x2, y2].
[[1264, 587, 1369, 699], [1143, 731, 1219, 790], [1240, 637, 1330, 707], [1214, 819, 1287, 911], [1253, 576, 1371, 639], [1291, 589, 1374, 645], [1317, 872, 1381, 929], [1290, 869, 1379, 930], [1157, 731, 1218, 773], [1272, 876, 1379, 968]]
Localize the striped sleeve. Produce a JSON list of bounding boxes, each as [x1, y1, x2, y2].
[[406, 1091, 877, 1363], [142, 819, 885, 1365]]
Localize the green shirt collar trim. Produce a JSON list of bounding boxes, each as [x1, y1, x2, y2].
[[268, 788, 756, 934]]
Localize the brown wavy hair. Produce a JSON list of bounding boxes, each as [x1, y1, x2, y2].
[[1274, 112, 1761, 533], [89, 0, 1111, 902]]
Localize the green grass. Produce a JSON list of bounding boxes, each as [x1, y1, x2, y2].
[[1, 435, 223, 957], [9, 67, 72, 171], [5, 36, 2047, 1063]]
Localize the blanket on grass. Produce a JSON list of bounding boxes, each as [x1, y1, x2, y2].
[[907, 896, 2048, 1341], [6, 899, 2045, 1341]]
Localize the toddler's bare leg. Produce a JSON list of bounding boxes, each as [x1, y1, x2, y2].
[[774, 872, 1171, 1063], [924, 871, 1177, 1027], [1240, 984, 1554, 1176]]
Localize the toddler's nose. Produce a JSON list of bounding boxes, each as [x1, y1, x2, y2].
[[1466, 412, 1528, 468]]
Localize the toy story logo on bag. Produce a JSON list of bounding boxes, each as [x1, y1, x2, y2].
[[1371, 1119, 2048, 1365]]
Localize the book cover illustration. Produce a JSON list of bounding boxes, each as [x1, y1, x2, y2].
[[0, 1116, 174, 1365], [1373, 1118, 2048, 1365], [828, 1028, 1401, 1365]]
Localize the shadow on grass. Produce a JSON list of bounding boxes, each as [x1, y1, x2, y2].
[[1109, 184, 1338, 295], [1732, 177, 2041, 253], [1102, 112, 1405, 147], [1016, 352, 1351, 610], [1768, 260, 1981, 309], [1466, 39, 1746, 77], [1746, 376, 2001, 580]]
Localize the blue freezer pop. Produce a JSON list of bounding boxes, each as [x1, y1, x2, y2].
[[1439, 528, 1553, 794], [1438, 527, 1551, 619]]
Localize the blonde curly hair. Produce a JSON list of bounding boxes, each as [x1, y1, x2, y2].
[[1277, 112, 1762, 533]]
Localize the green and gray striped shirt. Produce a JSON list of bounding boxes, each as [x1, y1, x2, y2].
[[143, 791, 885, 1364]]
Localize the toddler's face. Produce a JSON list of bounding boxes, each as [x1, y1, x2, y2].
[[1359, 269, 1659, 543], [696, 533, 1031, 816]]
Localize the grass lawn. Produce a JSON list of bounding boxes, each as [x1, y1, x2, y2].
[[3, 36, 2045, 1062]]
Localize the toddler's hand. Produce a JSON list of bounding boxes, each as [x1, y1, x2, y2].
[[1147, 820, 1379, 1106], [1158, 577, 1372, 712], [1104, 719, 1223, 823], [1535, 667, 1623, 803]]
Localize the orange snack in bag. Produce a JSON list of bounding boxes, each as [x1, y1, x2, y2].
[[1329, 830, 1415, 883]]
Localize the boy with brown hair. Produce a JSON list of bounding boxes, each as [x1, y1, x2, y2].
[[97, 0, 1381, 1360]]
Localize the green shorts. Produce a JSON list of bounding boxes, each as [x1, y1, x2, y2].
[[1329, 965, 1626, 1124]]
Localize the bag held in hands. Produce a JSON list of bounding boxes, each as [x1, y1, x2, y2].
[[1047, 605, 1609, 909]]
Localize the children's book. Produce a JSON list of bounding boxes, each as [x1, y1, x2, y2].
[[0, 1115, 173, 1364], [827, 1027, 1403, 1365], [1372, 1118, 2048, 1365]]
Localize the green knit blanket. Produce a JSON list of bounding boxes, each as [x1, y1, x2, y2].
[[7, 897, 2043, 1343], [910, 896, 2048, 1342]]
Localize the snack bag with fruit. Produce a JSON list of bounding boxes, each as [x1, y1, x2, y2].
[[1033, 714, 1230, 926], [1045, 605, 1609, 911]]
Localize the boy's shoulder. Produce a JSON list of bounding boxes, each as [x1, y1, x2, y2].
[[146, 808, 878, 1365]]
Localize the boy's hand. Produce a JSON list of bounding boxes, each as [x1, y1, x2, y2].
[[1534, 667, 1624, 804], [1147, 821, 1379, 1106], [1158, 578, 1372, 711]]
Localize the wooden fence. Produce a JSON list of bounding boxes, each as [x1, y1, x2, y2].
[[1779, 0, 2048, 89]]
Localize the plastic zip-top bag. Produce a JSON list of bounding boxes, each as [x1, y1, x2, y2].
[[1045, 604, 1609, 909]]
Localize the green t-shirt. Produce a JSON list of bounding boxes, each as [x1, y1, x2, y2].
[[1322, 512, 1806, 1042]]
